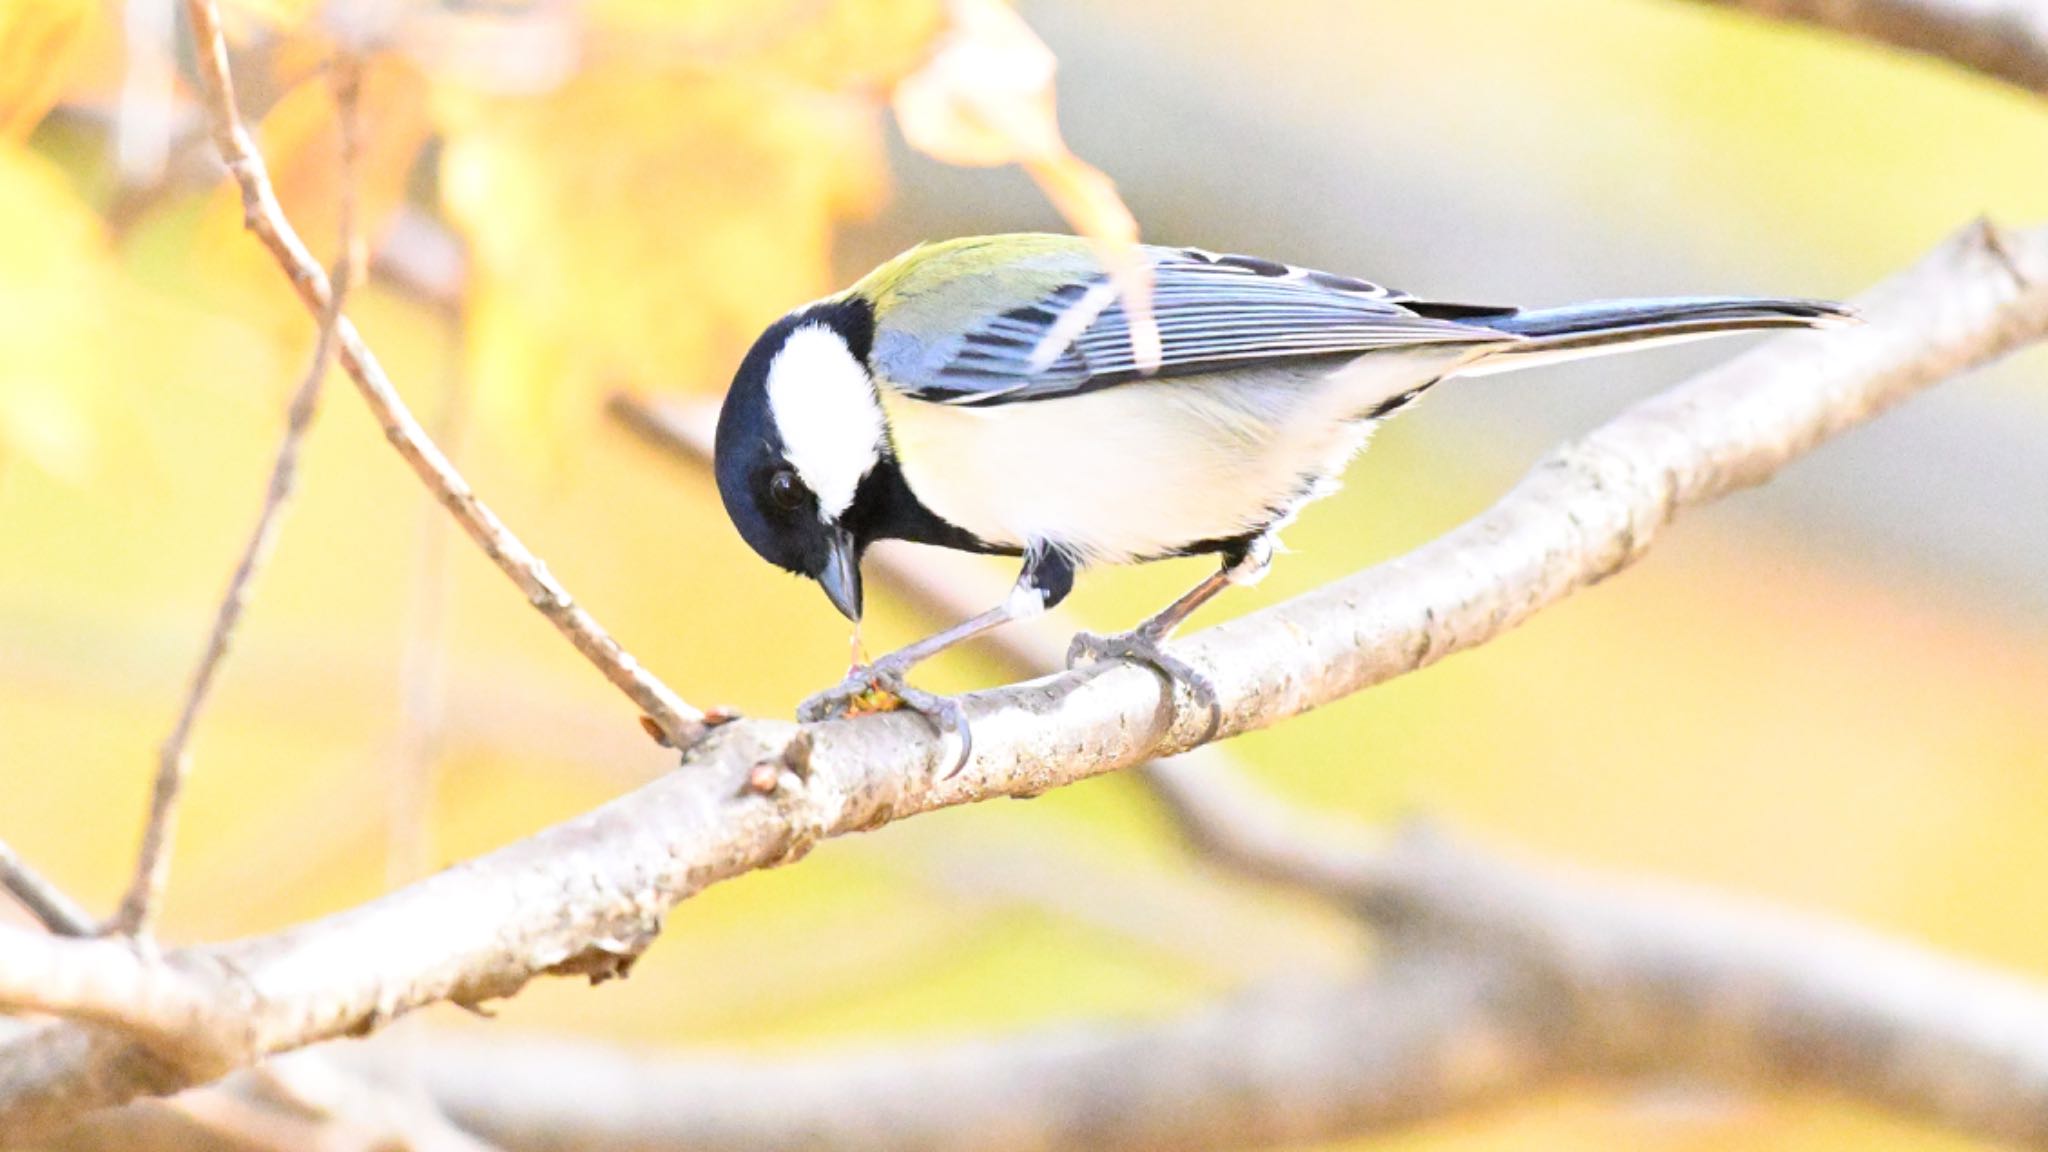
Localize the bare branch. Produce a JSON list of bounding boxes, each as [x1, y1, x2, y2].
[[368, 833, 2048, 1152], [1365, 832, 2048, 1146], [388, 278, 471, 891], [0, 841, 96, 938], [246, 1053, 504, 1152], [30, 825, 2048, 1151], [111, 50, 367, 938], [42, 813, 2048, 1152], [404, 957, 1545, 1152], [1134, 756, 1392, 899], [175, 0, 707, 748], [0, 925, 241, 1071], [3, 218, 2042, 1138], [1689, 0, 2048, 98], [111, 65, 360, 938], [49, 1056, 506, 1152]]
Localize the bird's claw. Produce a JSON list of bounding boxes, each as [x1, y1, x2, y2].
[[798, 662, 975, 778], [1067, 628, 1222, 743]]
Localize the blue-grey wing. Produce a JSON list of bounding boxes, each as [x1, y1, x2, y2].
[[893, 247, 1525, 406]]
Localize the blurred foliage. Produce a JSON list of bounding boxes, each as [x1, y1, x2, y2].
[[0, 3, 2045, 1152]]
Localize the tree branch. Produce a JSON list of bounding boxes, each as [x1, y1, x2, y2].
[[0, 840, 97, 938], [341, 831, 2048, 1152], [48, 1051, 507, 1152], [111, 50, 362, 939], [1688, 0, 2048, 98], [2, 217, 2041, 1138], [0, 925, 243, 1072], [405, 953, 1547, 1152], [34, 818, 2048, 1151], [175, 0, 707, 748]]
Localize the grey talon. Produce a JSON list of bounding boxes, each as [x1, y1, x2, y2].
[[797, 665, 975, 777], [1066, 628, 1221, 741]]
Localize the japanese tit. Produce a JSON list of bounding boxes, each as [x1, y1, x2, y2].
[[714, 233, 1848, 757]]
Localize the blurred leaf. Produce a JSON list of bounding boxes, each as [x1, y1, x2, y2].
[[0, 0, 91, 141], [0, 145, 113, 479], [892, 0, 1059, 167], [438, 70, 885, 458], [223, 0, 322, 37], [193, 48, 433, 336], [587, 0, 946, 89], [384, 1, 581, 96]]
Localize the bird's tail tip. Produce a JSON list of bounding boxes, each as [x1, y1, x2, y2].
[[1489, 295, 1859, 343]]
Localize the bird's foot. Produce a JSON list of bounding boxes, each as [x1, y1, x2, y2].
[[1066, 627, 1221, 743], [798, 658, 973, 778]]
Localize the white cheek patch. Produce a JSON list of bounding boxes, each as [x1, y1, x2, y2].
[[766, 323, 884, 518]]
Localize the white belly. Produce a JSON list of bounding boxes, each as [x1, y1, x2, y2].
[[880, 352, 1466, 564]]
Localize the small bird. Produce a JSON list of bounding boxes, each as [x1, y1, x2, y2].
[[715, 233, 1848, 764]]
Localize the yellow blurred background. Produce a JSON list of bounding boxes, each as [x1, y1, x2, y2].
[[3, 1, 2046, 1149]]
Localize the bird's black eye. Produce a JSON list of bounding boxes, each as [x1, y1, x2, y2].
[[768, 468, 805, 512]]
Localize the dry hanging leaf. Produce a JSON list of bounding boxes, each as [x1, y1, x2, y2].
[[438, 69, 886, 459], [891, 0, 1156, 371], [193, 49, 434, 338], [0, 0, 91, 142], [0, 147, 113, 478]]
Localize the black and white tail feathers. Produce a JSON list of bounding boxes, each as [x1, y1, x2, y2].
[[1465, 296, 1854, 372]]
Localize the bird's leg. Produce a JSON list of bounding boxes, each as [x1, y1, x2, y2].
[[797, 604, 1017, 730], [799, 550, 1074, 777], [1067, 534, 1275, 743]]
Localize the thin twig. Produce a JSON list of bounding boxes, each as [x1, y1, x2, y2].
[[380, 187, 473, 895], [176, 0, 706, 749], [111, 53, 364, 939], [386, 230, 470, 893], [0, 838, 97, 937], [331, 54, 366, 299]]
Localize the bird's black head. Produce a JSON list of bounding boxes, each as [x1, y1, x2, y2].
[[714, 296, 880, 622]]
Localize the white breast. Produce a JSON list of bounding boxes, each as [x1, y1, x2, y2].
[[881, 350, 1467, 564]]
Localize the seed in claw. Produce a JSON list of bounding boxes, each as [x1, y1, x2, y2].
[[844, 683, 906, 716]]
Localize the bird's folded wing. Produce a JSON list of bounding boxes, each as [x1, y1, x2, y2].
[[894, 248, 1525, 406]]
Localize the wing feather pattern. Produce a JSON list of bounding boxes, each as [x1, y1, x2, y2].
[[903, 247, 1524, 406]]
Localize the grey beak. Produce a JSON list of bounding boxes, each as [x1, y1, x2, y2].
[[818, 529, 863, 622]]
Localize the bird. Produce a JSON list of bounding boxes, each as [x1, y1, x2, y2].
[[713, 232, 1850, 768]]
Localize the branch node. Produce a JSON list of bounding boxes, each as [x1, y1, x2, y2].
[[781, 728, 815, 779], [1974, 216, 2034, 290], [0, 838, 99, 936], [743, 758, 781, 796]]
